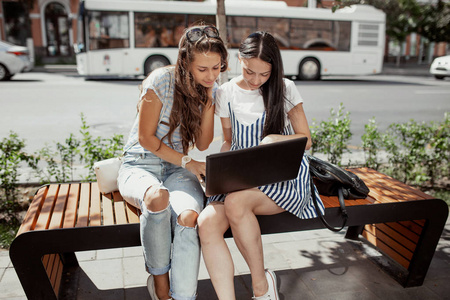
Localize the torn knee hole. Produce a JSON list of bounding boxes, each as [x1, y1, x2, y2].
[[177, 210, 198, 228]]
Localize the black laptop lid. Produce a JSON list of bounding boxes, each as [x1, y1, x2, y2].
[[205, 137, 307, 196]]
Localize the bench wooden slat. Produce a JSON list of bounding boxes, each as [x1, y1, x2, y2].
[[354, 168, 433, 201], [354, 169, 416, 202], [63, 184, 80, 228], [17, 186, 48, 235], [42, 254, 50, 271], [76, 183, 91, 227], [48, 254, 59, 291], [384, 221, 420, 243], [35, 185, 59, 231], [49, 184, 69, 230], [398, 220, 424, 236], [113, 192, 140, 224], [362, 230, 410, 269], [126, 202, 140, 224], [367, 223, 417, 252], [102, 193, 115, 225], [90, 183, 102, 227], [365, 224, 414, 260], [53, 256, 64, 296], [113, 191, 128, 224]]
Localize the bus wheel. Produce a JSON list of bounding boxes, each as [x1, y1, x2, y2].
[[144, 56, 170, 76], [299, 58, 320, 80]]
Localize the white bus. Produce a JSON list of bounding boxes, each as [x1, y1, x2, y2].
[[75, 0, 385, 80]]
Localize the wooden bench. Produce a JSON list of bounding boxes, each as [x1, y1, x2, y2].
[[9, 168, 448, 300]]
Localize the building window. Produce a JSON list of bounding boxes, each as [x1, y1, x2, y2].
[[2, 1, 31, 46], [45, 2, 70, 56]]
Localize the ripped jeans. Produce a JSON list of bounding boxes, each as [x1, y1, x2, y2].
[[117, 152, 204, 300]]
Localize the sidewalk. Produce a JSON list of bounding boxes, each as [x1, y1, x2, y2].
[[33, 62, 433, 78], [1, 217, 449, 300]]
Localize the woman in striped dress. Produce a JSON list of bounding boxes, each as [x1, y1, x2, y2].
[[117, 25, 228, 300], [198, 32, 325, 300]]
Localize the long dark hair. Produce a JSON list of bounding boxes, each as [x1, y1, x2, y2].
[[239, 31, 286, 138], [164, 26, 228, 154]]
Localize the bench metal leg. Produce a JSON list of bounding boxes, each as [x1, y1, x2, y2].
[[9, 246, 58, 300], [253, 199, 448, 287], [10, 224, 140, 300], [343, 199, 448, 287], [345, 225, 364, 240]]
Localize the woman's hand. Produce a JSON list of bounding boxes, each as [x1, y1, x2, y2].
[[260, 134, 285, 145], [185, 160, 206, 183]]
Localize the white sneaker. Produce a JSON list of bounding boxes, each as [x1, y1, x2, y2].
[[252, 269, 279, 300], [147, 275, 159, 300]]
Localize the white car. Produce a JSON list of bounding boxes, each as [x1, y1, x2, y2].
[[0, 40, 34, 81], [429, 55, 450, 80]]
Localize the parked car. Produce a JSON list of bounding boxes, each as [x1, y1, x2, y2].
[[0, 40, 34, 81], [429, 55, 450, 80]]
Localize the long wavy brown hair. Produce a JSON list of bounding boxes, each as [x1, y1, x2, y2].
[[165, 25, 228, 154]]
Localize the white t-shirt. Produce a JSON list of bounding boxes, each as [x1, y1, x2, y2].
[[215, 75, 303, 126]]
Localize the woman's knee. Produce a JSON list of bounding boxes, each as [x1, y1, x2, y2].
[[224, 192, 247, 221], [144, 186, 169, 212], [177, 210, 199, 228], [198, 205, 227, 239]]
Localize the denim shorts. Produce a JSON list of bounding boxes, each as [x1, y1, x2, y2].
[[117, 152, 204, 216]]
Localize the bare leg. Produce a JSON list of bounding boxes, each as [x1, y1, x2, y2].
[[198, 202, 236, 300], [224, 189, 284, 297]]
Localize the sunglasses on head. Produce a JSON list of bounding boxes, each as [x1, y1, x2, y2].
[[186, 26, 220, 43]]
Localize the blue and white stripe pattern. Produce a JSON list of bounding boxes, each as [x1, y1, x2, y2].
[[209, 102, 324, 219]]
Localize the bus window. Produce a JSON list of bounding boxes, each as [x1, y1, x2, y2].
[[227, 16, 256, 48], [188, 14, 216, 27], [88, 11, 129, 50], [258, 18, 290, 49], [135, 13, 185, 48]]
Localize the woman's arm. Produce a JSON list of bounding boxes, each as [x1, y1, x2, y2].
[[138, 89, 206, 179], [220, 117, 232, 152], [196, 95, 215, 151], [261, 103, 312, 150]]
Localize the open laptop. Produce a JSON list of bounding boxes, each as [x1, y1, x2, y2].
[[201, 137, 307, 196]]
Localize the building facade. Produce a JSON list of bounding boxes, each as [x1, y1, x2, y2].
[[0, 0, 79, 64]]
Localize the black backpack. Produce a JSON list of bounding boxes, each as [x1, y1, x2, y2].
[[307, 155, 370, 232]]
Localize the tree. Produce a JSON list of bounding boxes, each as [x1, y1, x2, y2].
[[216, 0, 228, 84], [417, 0, 450, 44]]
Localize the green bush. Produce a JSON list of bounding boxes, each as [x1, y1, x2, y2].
[[381, 113, 449, 186], [0, 132, 38, 225], [310, 103, 352, 166], [78, 114, 124, 181], [361, 117, 383, 170], [35, 114, 124, 183]]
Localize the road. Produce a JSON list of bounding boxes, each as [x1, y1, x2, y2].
[[1, 71, 449, 165]]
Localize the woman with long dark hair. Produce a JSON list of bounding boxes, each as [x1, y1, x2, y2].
[[198, 31, 324, 300], [117, 25, 228, 300]]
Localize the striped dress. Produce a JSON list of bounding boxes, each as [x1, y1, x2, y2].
[[209, 78, 324, 219]]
